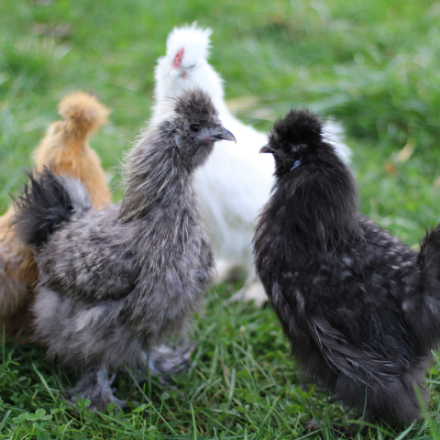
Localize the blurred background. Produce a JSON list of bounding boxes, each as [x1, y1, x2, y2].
[[1, 0, 440, 241]]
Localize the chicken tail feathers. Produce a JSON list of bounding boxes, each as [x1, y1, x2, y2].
[[13, 168, 92, 247], [419, 224, 440, 282], [410, 223, 440, 348]]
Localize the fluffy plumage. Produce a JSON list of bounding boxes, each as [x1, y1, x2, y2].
[[254, 109, 440, 424], [0, 92, 111, 338], [153, 23, 351, 305], [33, 91, 111, 206], [14, 89, 234, 408]]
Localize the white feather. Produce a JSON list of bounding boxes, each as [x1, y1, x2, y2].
[[152, 23, 351, 296]]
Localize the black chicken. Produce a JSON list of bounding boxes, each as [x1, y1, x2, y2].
[[254, 109, 440, 424]]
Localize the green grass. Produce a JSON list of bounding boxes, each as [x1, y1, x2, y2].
[[2, 0, 440, 438]]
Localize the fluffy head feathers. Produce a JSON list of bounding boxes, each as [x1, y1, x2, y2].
[[58, 92, 110, 137], [153, 24, 225, 125], [265, 109, 349, 176], [120, 89, 234, 222], [261, 109, 358, 250], [165, 23, 212, 69], [269, 109, 323, 150], [31, 91, 111, 208], [169, 89, 235, 167], [173, 88, 218, 122]]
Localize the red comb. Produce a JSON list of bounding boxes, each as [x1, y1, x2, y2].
[[173, 48, 184, 69]]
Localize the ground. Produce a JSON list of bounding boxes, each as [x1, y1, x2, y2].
[[1, 0, 440, 438]]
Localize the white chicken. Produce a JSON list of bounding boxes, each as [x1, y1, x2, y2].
[[152, 23, 351, 305]]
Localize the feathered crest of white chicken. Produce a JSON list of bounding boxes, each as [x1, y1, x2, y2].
[[153, 23, 229, 123], [166, 23, 212, 68]]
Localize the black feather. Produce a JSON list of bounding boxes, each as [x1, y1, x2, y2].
[[14, 169, 81, 247], [254, 109, 440, 424]]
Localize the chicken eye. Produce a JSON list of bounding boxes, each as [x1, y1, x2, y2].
[[291, 143, 307, 153], [190, 124, 200, 133]]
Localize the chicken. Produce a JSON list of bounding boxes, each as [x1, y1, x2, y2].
[[153, 23, 351, 306], [253, 109, 440, 424], [0, 92, 111, 338], [14, 89, 236, 408]]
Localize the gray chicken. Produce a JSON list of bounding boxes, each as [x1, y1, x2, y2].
[[14, 89, 236, 408], [254, 109, 440, 425]]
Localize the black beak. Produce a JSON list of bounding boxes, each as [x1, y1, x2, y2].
[[259, 144, 274, 154], [212, 126, 236, 143]]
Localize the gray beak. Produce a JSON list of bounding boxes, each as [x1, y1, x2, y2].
[[259, 144, 274, 154], [212, 126, 236, 143]]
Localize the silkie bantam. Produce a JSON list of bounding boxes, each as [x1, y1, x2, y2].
[[254, 109, 440, 424], [13, 89, 236, 409]]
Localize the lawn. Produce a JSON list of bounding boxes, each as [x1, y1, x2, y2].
[[1, 0, 440, 438]]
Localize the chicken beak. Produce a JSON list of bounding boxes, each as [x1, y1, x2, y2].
[[212, 127, 237, 143], [259, 144, 274, 154]]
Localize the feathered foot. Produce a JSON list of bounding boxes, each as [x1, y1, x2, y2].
[[149, 343, 191, 376], [69, 366, 126, 410], [133, 343, 192, 385]]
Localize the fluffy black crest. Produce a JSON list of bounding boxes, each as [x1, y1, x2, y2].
[[14, 168, 91, 247], [173, 88, 218, 122], [269, 109, 322, 150]]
